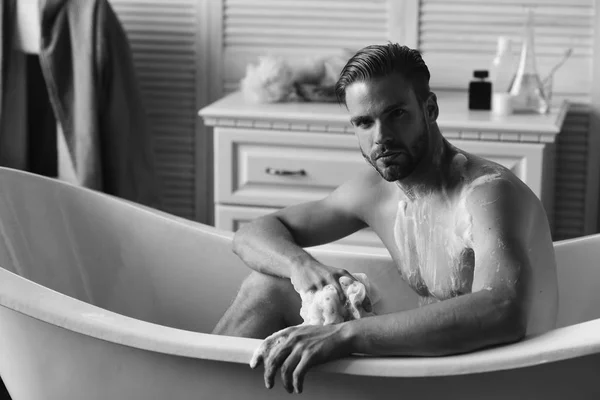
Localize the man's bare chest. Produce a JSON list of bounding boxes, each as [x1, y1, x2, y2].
[[385, 194, 476, 302]]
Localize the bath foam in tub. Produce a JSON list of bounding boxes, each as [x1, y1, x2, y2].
[[298, 273, 380, 326]]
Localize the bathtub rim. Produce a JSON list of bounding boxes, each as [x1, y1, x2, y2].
[[1, 263, 600, 379], [1, 167, 599, 378]]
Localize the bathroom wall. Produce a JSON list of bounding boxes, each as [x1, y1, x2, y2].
[[109, 0, 599, 239]]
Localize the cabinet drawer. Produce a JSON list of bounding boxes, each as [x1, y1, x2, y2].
[[215, 128, 370, 207], [215, 204, 385, 250]]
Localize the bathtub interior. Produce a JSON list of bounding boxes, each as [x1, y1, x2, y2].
[[0, 169, 246, 333], [0, 169, 419, 334], [0, 167, 599, 336], [553, 233, 600, 328]]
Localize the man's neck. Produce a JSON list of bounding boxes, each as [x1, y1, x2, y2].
[[395, 125, 451, 202]]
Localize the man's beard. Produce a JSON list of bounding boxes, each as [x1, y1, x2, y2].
[[363, 129, 429, 182]]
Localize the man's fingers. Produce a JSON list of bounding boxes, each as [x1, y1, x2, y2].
[[292, 351, 313, 394], [362, 296, 373, 312], [339, 271, 358, 299], [249, 341, 267, 369], [340, 269, 356, 281], [280, 347, 303, 393], [334, 280, 347, 302], [263, 339, 292, 389], [250, 328, 288, 369], [249, 351, 262, 369]]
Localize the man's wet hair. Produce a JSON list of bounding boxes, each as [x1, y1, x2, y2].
[[335, 43, 431, 105]]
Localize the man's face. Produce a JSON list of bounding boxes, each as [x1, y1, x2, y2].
[[345, 74, 430, 182]]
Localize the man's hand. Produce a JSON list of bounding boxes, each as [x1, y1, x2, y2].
[[290, 262, 356, 302], [249, 324, 352, 394]]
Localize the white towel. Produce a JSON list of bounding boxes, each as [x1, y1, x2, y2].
[[297, 273, 380, 326]]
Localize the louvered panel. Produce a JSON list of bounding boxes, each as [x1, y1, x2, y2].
[[432, 0, 591, 4], [222, 0, 389, 91], [554, 207, 585, 218], [152, 122, 194, 132], [109, 0, 198, 220], [154, 136, 194, 146], [555, 192, 586, 202], [419, 0, 595, 96], [553, 108, 590, 240], [420, 1, 594, 54], [223, 82, 239, 95], [132, 53, 197, 63]]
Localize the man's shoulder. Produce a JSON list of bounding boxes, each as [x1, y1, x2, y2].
[[338, 166, 385, 196], [467, 169, 519, 198], [459, 154, 533, 202], [460, 156, 541, 232], [326, 167, 387, 219]]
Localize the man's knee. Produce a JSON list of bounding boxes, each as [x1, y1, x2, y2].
[[238, 271, 295, 303], [219, 271, 304, 332], [214, 271, 301, 337]]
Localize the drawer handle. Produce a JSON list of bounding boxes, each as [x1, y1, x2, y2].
[[265, 167, 307, 177]]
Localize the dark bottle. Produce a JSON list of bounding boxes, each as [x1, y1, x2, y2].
[[469, 70, 492, 110]]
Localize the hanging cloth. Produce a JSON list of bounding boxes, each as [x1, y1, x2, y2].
[[0, 0, 162, 208]]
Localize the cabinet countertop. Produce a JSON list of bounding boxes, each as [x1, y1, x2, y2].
[[199, 90, 569, 141]]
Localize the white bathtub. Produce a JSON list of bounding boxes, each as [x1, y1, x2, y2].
[[0, 167, 599, 399]]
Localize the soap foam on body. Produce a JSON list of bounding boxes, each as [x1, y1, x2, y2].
[[393, 157, 501, 305]]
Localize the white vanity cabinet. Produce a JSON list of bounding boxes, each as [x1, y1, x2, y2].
[[199, 91, 568, 251]]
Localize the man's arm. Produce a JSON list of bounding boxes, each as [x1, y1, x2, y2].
[[343, 178, 532, 356], [232, 171, 371, 280]]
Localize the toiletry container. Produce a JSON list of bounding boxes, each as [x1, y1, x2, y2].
[[490, 37, 516, 116], [469, 70, 492, 110], [491, 36, 516, 93]]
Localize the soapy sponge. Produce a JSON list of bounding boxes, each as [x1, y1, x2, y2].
[[298, 273, 379, 326]]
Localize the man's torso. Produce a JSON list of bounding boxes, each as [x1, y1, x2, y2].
[[357, 150, 558, 334]]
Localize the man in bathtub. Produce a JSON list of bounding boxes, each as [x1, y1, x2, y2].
[[212, 43, 559, 394]]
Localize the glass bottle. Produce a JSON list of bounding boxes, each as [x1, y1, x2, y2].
[[509, 7, 549, 114], [490, 36, 516, 93]]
